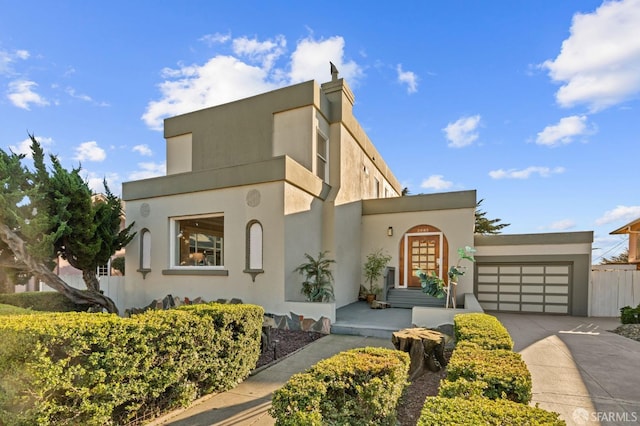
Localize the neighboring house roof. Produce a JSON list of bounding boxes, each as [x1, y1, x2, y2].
[[610, 217, 640, 235]]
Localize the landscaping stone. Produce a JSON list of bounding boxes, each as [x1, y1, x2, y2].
[[287, 312, 303, 330]]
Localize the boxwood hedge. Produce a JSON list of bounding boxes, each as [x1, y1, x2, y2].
[[0, 302, 263, 425], [270, 347, 409, 426], [418, 396, 565, 425]]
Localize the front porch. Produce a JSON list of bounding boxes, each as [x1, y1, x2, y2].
[[331, 293, 484, 338]]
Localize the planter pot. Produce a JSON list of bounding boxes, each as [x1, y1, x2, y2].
[[366, 294, 376, 304]]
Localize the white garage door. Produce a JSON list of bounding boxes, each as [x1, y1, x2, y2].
[[476, 264, 571, 314]]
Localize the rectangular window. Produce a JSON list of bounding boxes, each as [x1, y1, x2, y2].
[[173, 214, 224, 267], [97, 263, 110, 276], [374, 177, 380, 198], [316, 133, 327, 181]]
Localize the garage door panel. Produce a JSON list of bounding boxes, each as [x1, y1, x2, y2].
[[545, 305, 568, 314], [522, 304, 544, 312], [476, 263, 571, 313]]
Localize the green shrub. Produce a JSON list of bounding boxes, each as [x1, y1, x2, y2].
[[437, 377, 487, 399], [418, 396, 566, 425], [0, 302, 263, 425], [444, 341, 531, 404], [620, 304, 640, 324], [270, 347, 409, 425], [0, 303, 33, 316], [454, 313, 513, 350], [0, 291, 86, 312]]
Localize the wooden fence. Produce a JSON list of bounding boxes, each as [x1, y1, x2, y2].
[[590, 269, 640, 317]]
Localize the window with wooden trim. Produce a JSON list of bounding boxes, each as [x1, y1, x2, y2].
[[172, 214, 224, 268]]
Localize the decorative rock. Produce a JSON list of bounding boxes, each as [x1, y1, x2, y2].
[[162, 294, 176, 310], [192, 297, 203, 304], [173, 296, 183, 308], [287, 312, 303, 330], [230, 298, 243, 304], [263, 316, 277, 328], [301, 318, 315, 331], [216, 298, 228, 304], [272, 315, 288, 330], [310, 316, 332, 334]]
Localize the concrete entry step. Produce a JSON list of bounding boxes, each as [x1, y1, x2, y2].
[[386, 288, 446, 308]]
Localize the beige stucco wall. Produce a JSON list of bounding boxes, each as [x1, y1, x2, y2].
[[361, 191, 477, 306], [273, 106, 314, 171], [124, 182, 288, 313], [166, 133, 192, 175]]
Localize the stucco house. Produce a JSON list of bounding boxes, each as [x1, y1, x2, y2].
[[610, 217, 640, 268], [122, 71, 593, 321]]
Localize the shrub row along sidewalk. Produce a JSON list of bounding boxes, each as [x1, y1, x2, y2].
[[419, 312, 565, 425], [269, 312, 565, 425], [0, 303, 263, 425]]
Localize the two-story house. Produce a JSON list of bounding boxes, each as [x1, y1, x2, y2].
[[122, 71, 593, 321]]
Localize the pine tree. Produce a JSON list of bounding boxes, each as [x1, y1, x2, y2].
[[475, 199, 510, 235], [0, 135, 135, 313]]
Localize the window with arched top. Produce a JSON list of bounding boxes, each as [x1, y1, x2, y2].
[[138, 228, 152, 279], [245, 220, 264, 281]]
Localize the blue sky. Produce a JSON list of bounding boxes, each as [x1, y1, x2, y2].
[[1, 0, 639, 262]]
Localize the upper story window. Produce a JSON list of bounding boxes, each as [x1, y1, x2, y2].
[[316, 132, 328, 181], [374, 177, 380, 198], [172, 214, 224, 268]]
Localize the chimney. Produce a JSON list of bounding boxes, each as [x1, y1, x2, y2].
[[321, 62, 355, 122]]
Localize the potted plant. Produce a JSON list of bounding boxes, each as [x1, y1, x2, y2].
[[417, 246, 476, 307], [294, 251, 335, 302], [363, 249, 392, 304]]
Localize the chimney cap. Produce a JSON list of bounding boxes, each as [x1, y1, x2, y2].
[[330, 62, 339, 81]]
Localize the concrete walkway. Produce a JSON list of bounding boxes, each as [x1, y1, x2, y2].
[[495, 314, 640, 426], [149, 314, 640, 426]]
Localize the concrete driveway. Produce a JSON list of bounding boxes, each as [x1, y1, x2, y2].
[[494, 313, 640, 426]]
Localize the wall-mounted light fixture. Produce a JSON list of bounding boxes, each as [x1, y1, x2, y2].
[[387, 226, 393, 237]]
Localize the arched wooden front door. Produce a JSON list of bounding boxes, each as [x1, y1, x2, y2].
[[399, 225, 449, 288]]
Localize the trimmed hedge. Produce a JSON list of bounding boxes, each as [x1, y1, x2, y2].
[[443, 341, 532, 403], [418, 397, 566, 425], [270, 347, 409, 425], [454, 312, 513, 350], [0, 291, 86, 312], [0, 302, 263, 425]]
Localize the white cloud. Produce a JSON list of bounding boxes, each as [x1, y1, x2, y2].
[[142, 34, 364, 131], [420, 175, 453, 190], [0, 48, 29, 75], [548, 219, 576, 230], [536, 115, 594, 146], [443, 115, 481, 148], [74, 141, 106, 162], [9, 135, 54, 157], [132, 144, 153, 156], [84, 172, 120, 195], [489, 166, 565, 179], [396, 64, 418, 94], [542, 0, 640, 111], [595, 205, 640, 226], [200, 32, 231, 46], [7, 80, 49, 110], [128, 162, 166, 180], [232, 35, 286, 69], [289, 35, 363, 85]]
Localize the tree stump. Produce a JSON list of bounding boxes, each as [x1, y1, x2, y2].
[[391, 327, 447, 380]]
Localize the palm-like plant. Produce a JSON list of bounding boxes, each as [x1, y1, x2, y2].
[[417, 246, 476, 299], [295, 251, 335, 302]]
